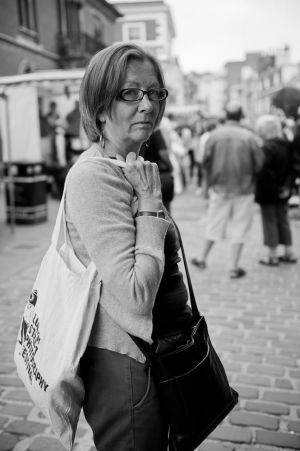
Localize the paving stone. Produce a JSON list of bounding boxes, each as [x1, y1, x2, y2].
[[287, 419, 300, 433], [3, 390, 31, 402], [231, 385, 259, 399], [256, 429, 300, 449], [251, 331, 280, 340], [28, 435, 66, 451], [265, 355, 298, 367], [279, 348, 300, 359], [229, 411, 279, 430], [235, 374, 271, 387], [0, 355, 15, 364], [247, 346, 276, 356], [214, 343, 243, 353], [231, 353, 263, 364], [0, 376, 24, 387], [239, 338, 268, 347], [263, 390, 300, 405], [290, 369, 300, 378], [235, 447, 274, 451], [247, 364, 284, 377], [0, 403, 33, 417], [274, 378, 293, 390], [0, 433, 19, 451], [223, 362, 242, 372], [4, 419, 46, 436], [244, 400, 290, 416], [198, 441, 234, 451], [0, 416, 9, 428], [0, 365, 15, 375], [209, 425, 252, 443]]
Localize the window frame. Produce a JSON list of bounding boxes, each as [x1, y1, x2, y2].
[[65, 0, 81, 42], [123, 22, 146, 42], [17, 0, 38, 41]]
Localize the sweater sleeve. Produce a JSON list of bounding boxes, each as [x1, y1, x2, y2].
[[65, 159, 170, 322]]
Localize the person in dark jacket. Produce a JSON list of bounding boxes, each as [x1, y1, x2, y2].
[[292, 107, 300, 181], [255, 114, 297, 266], [141, 128, 174, 213]]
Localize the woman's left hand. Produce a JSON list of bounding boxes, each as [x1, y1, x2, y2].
[[117, 152, 163, 211]]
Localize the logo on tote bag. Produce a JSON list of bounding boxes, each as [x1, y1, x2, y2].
[[17, 289, 49, 392]]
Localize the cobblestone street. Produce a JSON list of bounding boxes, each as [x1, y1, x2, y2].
[[0, 185, 300, 451]]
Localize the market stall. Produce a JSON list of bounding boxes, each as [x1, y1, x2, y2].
[[0, 69, 85, 229]]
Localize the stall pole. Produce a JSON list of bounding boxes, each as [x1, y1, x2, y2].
[[2, 91, 15, 233]]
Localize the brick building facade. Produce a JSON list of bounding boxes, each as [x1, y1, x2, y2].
[[0, 0, 121, 76]]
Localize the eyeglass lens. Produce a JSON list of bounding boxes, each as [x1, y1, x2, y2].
[[119, 88, 167, 101]]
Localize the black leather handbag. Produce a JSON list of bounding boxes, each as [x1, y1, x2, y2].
[[131, 222, 239, 451]]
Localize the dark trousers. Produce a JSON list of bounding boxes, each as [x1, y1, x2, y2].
[[260, 202, 292, 247], [80, 346, 168, 451]]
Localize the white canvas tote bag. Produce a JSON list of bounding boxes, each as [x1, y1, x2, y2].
[[14, 174, 101, 450]]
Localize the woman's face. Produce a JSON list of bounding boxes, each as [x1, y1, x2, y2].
[[101, 59, 162, 155]]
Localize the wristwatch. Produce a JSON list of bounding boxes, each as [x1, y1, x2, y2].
[[135, 210, 165, 219]]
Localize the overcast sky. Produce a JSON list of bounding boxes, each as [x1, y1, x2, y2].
[[167, 0, 300, 73]]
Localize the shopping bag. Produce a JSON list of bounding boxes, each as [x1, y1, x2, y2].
[[14, 180, 101, 450]]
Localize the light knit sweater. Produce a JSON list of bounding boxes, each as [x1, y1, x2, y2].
[[65, 145, 170, 363]]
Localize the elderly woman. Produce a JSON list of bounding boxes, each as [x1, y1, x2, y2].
[[65, 43, 193, 450], [255, 114, 297, 266]]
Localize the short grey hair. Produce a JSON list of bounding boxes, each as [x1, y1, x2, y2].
[[255, 115, 283, 140], [80, 42, 167, 143]]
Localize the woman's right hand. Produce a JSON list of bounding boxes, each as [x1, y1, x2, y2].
[[117, 152, 163, 211]]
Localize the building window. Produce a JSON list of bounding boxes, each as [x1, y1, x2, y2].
[[128, 26, 141, 40], [65, 0, 81, 42], [17, 0, 38, 40], [123, 22, 146, 42], [91, 14, 103, 41]]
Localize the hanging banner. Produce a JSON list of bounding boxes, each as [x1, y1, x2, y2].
[[0, 86, 41, 162]]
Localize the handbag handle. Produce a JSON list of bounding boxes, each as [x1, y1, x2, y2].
[[129, 217, 200, 358], [171, 218, 200, 317]]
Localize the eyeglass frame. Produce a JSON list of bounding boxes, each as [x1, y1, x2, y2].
[[117, 87, 168, 102]]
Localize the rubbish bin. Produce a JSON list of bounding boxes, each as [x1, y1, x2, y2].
[[4, 161, 48, 224]]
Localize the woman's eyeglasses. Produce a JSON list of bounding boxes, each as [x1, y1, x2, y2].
[[118, 88, 168, 102]]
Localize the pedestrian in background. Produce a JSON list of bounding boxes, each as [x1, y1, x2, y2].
[[38, 97, 53, 166], [65, 100, 81, 162], [255, 114, 297, 266], [65, 42, 193, 450], [181, 125, 195, 180], [45, 101, 60, 164], [292, 106, 300, 185], [191, 103, 264, 278], [194, 119, 218, 194], [160, 115, 186, 195]]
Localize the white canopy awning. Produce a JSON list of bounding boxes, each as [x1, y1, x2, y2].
[[0, 69, 85, 87]]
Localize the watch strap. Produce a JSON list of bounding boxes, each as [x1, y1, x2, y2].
[[135, 210, 165, 219]]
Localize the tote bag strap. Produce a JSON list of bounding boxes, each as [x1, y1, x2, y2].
[[51, 157, 125, 248], [51, 183, 68, 248]]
